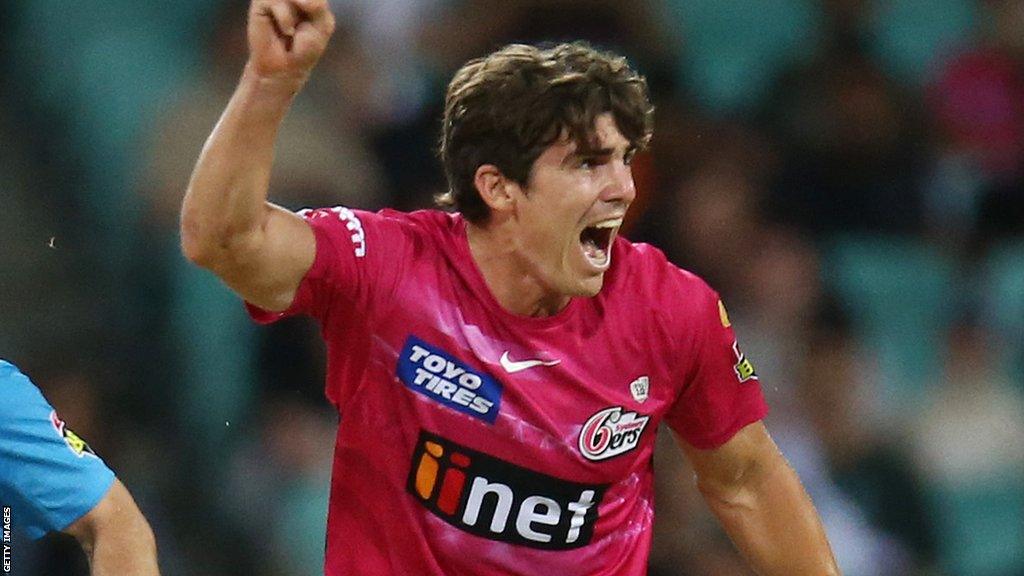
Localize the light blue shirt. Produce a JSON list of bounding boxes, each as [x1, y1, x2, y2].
[[0, 360, 115, 539]]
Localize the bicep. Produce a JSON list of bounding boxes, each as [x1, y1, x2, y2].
[[62, 480, 119, 544], [214, 202, 316, 312], [676, 421, 780, 498], [0, 380, 116, 538], [64, 479, 154, 555]]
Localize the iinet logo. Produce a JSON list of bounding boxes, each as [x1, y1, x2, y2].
[[408, 431, 607, 550]]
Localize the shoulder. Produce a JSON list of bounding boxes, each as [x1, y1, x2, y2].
[[0, 360, 49, 418], [377, 208, 458, 236], [299, 206, 452, 229], [603, 238, 725, 354], [280, 208, 457, 286], [299, 206, 455, 247], [608, 238, 719, 310]]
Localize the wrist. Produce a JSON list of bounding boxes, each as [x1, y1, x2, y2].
[[239, 63, 308, 101]]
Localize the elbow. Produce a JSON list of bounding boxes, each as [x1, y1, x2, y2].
[[179, 205, 215, 267], [181, 225, 260, 274], [179, 202, 263, 271], [179, 213, 242, 271], [180, 225, 215, 268]]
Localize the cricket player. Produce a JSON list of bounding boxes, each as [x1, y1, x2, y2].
[[180, 1, 839, 573]]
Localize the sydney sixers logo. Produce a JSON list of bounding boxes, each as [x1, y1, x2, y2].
[[578, 407, 649, 462]]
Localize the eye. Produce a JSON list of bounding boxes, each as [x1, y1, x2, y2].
[[623, 149, 637, 166], [578, 155, 609, 170]]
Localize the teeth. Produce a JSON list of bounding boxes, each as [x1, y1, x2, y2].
[[592, 218, 622, 229]]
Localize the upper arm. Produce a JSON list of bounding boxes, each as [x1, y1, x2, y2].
[[62, 479, 120, 544], [63, 479, 150, 543], [188, 202, 316, 312], [675, 419, 840, 575], [662, 279, 768, 449], [0, 366, 116, 539], [64, 479, 159, 574], [676, 421, 781, 497]]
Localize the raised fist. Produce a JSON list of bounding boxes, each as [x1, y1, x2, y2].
[[246, 0, 335, 84]]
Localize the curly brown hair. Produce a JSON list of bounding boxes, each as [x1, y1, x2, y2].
[[436, 42, 654, 223]]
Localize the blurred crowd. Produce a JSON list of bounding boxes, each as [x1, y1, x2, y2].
[[1, 0, 1022, 575]]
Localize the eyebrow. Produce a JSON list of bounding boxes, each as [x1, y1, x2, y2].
[[565, 147, 611, 162], [561, 145, 635, 167]]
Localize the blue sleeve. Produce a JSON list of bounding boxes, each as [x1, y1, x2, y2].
[[0, 360, 116, 539]]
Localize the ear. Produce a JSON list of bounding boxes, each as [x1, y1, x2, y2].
[[473, 164, 517, 215]]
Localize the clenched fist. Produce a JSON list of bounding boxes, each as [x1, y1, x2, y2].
[[247, 0, 335, 85]]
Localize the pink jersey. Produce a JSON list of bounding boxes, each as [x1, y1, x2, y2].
[[248, 208, 768, 575]]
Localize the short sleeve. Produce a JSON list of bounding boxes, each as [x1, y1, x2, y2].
[[246, 206, 411, 329], [663, 284, 769, 450], [0, 361, 116, 539]]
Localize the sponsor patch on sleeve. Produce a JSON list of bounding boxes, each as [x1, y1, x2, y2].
[[299, 206, 366, 257], [397, 336, 503, 424], [49, 411, 98, 458], [732, 341, 758, 383]]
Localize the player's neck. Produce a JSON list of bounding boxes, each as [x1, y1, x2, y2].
[[465, 222, 570, 318]]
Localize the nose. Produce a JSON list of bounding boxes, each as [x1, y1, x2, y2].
[[602, 159, 636, 205]]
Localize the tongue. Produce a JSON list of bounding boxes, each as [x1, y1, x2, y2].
[[582, 238, 607, 264]]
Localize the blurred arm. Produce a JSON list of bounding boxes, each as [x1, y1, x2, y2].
[[64, 479, 160, 576], [180, 0, 335, 311], [678, 421, 840, 575]]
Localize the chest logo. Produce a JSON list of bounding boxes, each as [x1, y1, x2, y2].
[[409, 431, 607, 550], [398, 336, 503, 424], [578, 407, 650, 462], [629, 376, 650, 403], [499, 351, 560, 374]]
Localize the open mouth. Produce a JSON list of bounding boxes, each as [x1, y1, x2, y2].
[[579, 218, 621, 269]]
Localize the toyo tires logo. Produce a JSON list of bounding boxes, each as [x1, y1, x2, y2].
[[578, 407, 649, 462], [397, 336, 502, 424]]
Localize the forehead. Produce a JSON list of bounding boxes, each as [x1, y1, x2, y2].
[[538, 113, 631, 163], [590, 114, 629, 147]]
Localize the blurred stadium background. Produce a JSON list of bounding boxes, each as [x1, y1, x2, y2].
[[1, 0, 1022, 574]]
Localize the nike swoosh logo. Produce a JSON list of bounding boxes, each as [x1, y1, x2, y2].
[[499, 351, 561, 373]]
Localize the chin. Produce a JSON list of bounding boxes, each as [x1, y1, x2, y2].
[[573, 274, 605, 297]]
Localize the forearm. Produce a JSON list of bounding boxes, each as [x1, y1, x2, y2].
[[699, 453, 838, 575], [180, 67, 300, 266]]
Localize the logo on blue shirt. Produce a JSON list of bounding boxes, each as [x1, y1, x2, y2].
[[397, 336, 502, 424]]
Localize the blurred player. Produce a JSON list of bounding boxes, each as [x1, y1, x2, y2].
[[180, 0, 839, 573], [0, 360, 160, 576]]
